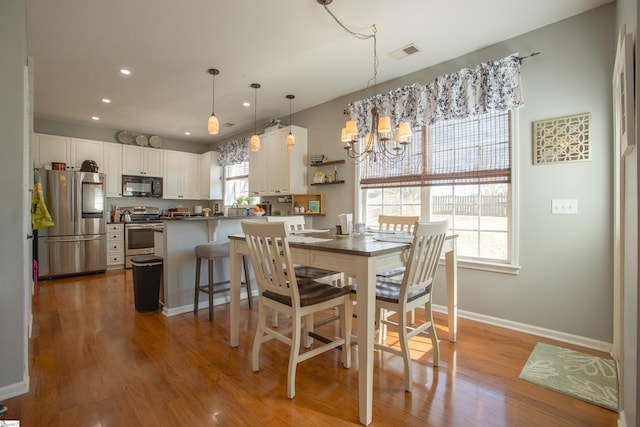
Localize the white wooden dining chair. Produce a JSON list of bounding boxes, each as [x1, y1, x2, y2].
[[266, 215, 343, 286], [266, 215, 344, 329], [242, 220, 352, 399], [376, 215, 421, 323], [374, 220, 448, 393], [378, 214, 420, 233]]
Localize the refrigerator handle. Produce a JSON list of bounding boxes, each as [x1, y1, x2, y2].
[[73, 172, 79, 222]]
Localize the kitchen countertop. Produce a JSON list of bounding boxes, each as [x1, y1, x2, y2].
[[159, 215, 263, 221]]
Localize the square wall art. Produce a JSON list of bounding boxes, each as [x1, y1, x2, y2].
[[532, 113, 591, 165]]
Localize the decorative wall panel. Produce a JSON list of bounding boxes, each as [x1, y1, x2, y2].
[[533, 113, 591, 165]]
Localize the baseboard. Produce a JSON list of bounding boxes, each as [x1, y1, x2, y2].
[[163, 289, 255, 318], [0, 376, 29, 401], [432, 304, 612, 353]]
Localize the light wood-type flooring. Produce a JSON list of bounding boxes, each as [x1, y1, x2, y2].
[[4, 270, 618, 426]]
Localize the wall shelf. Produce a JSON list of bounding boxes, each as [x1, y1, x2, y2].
[[310, 159, 345, 167], [292, 194, 323, 214], [311, 180, 345, 186]]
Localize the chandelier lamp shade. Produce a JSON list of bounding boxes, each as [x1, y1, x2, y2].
[[319, 0, 412, 163], [250, 83, 261, 152], [285, 94, 295, 150], [341, 108, 413, 162], [207, 68, 220, 135]]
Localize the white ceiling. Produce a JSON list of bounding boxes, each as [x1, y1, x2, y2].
[[26, 0, 613, 144]]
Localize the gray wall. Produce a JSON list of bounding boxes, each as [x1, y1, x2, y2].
[[294, 6, 617, 344], [0, 0, 29, 397]]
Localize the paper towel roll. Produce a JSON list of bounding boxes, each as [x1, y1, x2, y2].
[[338, 213, 353, 235]]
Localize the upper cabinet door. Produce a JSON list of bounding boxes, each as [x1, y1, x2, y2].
[[70, 138, 104, 171], [199, 151, 222, 200], [103, 143, 122, 197], [144, 148, 163, 177], [35, 134, 70, 168], [122, 146, 163, 176], [248, 126, 308, 196]]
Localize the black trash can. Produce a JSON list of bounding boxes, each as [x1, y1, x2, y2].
[[131, 255, 163, 312]]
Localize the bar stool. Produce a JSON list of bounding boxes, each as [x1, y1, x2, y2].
[[194, 243, 253, 321]]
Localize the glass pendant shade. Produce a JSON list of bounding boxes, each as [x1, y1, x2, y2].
[[285, 94, 296, 150], [285, 132, 295, 150], [250, 83, 261, 151], [207, 68, 220, 135], [250, 134, 260, 151], [208, 114, 219, 134]]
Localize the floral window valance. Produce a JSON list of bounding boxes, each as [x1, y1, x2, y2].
[[345, 53, 524, 133], [217, 137, 249, 166]]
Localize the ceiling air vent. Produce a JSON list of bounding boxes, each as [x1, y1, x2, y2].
[[388, 43, 420, 60], [222, 122, 235, 128]]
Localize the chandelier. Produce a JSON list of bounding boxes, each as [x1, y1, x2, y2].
[[318, 0, 412, 163]]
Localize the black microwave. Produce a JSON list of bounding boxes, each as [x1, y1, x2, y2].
[[122, 175, 163, 198]]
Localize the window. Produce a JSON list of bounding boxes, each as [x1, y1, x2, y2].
[[361, 110, 516, 267], [224, 161, 249, 206]]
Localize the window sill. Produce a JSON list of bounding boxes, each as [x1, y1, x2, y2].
[[440, 258, 521, 275]]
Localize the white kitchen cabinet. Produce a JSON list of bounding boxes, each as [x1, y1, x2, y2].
[[199, 151, 222, 200], [103, 143, 123, 197], [248, 125, 307, 196], [163, 150, 200, 200], [34, 133, 70, 168], [122, 145, 163, 177], [70, 138, 103, 170], [106, 223, 124, 270]]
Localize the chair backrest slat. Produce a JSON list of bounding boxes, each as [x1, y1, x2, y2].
[[401, 220, 449, 300], [266, 215, 306, 231], [378, 215, 420, 232], [242, 221, 299, 303]]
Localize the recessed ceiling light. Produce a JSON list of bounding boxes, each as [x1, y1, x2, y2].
[[184, 131, 191, 136], [243, 102, 251, 107], [91, 116, 100, 121], [101, 98, 111, 103], [120, 69, 131, 75]]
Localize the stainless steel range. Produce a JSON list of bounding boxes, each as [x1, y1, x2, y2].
[[122, 206, 163, 268]]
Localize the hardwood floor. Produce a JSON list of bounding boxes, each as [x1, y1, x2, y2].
[[4, 270, 618, 426]]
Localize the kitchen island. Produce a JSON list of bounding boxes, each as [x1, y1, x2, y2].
[[159, 216, 266, 316]]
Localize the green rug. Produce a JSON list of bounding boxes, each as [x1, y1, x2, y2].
[[519, 342, 618, 411]]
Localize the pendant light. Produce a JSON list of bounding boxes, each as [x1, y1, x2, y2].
[[285, 94, 295, 150], [250, 83, 261, 152], [207, 68, 220, 135]]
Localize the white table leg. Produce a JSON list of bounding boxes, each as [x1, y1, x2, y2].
[[355, 258, 376, 425], [230, 239, 242, 347], [445, 239, 458, 343]]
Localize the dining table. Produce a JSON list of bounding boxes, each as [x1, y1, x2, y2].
[[228, 229, 458, 426]]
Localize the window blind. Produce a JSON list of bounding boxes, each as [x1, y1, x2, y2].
[[225, 161, 249, 180], [360, 110, 511, 189]]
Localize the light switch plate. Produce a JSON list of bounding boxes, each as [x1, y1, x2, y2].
[[551, 199, 578, 214]]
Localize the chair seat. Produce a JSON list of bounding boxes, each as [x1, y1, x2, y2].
[[376, 266, 406, 278], [195, 243, 230, 259], [293, 266, 340, 281], [264, 280, 353, 307], [375, 278, 428, 304]]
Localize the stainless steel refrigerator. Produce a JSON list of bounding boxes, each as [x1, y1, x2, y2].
[[37, 169, 107, 279]]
